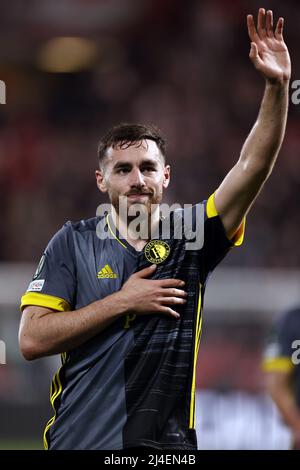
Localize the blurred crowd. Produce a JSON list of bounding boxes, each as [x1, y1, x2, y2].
[[1, 0, 300, 267]]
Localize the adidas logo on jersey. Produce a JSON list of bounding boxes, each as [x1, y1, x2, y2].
[[97, 264, 118, 279]]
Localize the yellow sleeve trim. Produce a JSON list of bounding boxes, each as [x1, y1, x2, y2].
[[231, 218, 245, 247], [206, 193, 218, 219], [20, 292, 71, 312], [206, 192, 245, 246], [262, 357, 294, 372]]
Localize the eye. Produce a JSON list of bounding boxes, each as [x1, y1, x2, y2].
[[142, 166, 156, 173], [116, 168, 130, 174]]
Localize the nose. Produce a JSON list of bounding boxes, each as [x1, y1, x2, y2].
[[129, 168, 145, 188]]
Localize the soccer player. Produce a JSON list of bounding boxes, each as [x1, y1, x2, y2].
[[19, 9, 290, 450], [263, 308, 300, 450]]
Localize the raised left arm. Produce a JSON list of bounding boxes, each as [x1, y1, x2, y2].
[[215, 8, 291, 240]]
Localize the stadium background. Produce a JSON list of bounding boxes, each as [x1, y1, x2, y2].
[[0, 0, 299, 449]]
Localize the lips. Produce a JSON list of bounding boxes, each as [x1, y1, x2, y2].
[[127, 194, 150, 201]]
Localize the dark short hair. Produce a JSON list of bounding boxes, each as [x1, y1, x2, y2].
[[97, 123, 166, 169]]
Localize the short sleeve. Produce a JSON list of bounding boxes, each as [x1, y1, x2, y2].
[[262, 311, 297, 373], [203, 193, 245, 277], [20, 223, 76, 312]]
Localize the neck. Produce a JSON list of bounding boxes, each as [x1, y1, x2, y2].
[[111, 205, 160, 246]]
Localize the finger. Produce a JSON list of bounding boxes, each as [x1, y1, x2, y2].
[[247, 14, 260, 43], [159, 306, 180, 319], [134, 264, 157, 278], [158, 278, 185, 288], [160, 288, 187, 298], [249, 42, 264, 69], [159, 297, 187, 306], [257, 7, 267, 39], [275, 17, 284, 40], [265, 10, 274, 38]]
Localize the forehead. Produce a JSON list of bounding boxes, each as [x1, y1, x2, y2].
[[106, 139, 162, 165]]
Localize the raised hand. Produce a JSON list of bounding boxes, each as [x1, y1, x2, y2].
[[247, 8, 291, 84]]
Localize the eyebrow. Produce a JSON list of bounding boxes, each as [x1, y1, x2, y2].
[[113, 162, 132, 170], [112, 159, 158, 170]]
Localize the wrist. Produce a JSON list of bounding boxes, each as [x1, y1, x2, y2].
[[265, 77, 290, 89], [112, 290, 132, 316]]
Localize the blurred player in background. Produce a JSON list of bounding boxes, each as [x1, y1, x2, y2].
[[263, 308, 300, 450], [18, 8, 291, 450]]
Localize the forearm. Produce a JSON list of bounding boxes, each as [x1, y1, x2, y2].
[[214, 9, 291, 238], [20, 291, 128, 359], [20, 265, 187, 360], [239, 80, 289, 175]]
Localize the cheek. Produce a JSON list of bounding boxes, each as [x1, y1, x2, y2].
[[155, 176, 165, 191], [106, 177, 123, 193], [149, 178, 164, 199]]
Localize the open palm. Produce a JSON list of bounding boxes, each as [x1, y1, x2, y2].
[[247, 8, 291, 84]]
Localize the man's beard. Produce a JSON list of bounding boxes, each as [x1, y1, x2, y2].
[[109, 189, 163, 238], [110, 189, 162, 219]]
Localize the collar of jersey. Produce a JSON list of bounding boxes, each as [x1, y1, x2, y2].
[[106, 213, 146, 254], [106, 213, 165, 254]]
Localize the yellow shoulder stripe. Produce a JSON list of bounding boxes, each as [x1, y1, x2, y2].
[[20, 292, 71, 312], [262, 357, 294, 372], [206, 192, 245, 247]]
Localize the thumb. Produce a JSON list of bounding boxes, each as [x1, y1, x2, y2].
[[135, 264, 157, 278], [249, 42, 263, 68]]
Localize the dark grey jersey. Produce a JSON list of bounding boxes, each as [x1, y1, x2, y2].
[[20, 194, 244, 450]]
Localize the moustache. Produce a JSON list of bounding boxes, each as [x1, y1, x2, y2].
[[125, 190, 153, 197]]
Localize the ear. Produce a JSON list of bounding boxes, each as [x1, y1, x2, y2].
[[95, 169, 107, 193], [162, 165, 171, 189]]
